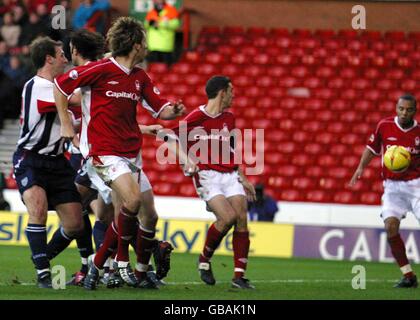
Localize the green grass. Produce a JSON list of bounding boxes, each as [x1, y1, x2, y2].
[[0, 245, 420, 300]]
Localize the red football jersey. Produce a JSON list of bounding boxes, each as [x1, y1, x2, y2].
[[55, 57, 170, 158], [367, 116, 420, 181], [172, 105, 238, 172]]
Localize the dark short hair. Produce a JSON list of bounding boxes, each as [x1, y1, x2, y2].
[[399, 94, 417, 109], [106, 16, 146, 57], [30, 36, 62, 70], [205, 75, 231, 99], [70, 29, 105, 61]]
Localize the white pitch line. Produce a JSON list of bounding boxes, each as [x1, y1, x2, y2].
[[0, 279, 399, 287]]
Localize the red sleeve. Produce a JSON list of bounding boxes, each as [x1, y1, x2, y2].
[[366, 123, 382, 155], [54, 62, 104, 97], [37, 99, 56, 114], [140, 71, 171, 118]]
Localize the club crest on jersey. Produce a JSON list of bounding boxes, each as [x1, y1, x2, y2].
[[153, 86, 160, 95], [369, 134, 374, 142], [416, 137, 419, 146], [69, 70, 79, 80], [135, 80, 140, 91]]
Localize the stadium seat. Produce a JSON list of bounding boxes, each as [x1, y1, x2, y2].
[[305, 166, 324, 178], [221, 64, 240, 77], [316, 66, 334, 78], [314, 29, 335, 39], [243, 65, 265, 78], [292, 177, 316, 190], [280, 189, 304, 201], [306, 190, 331, 202], [231, 52, 248, 65], [154, 182, 178, 196], [178, 184, 197, 197], [270, 27, 290, 37], [224, 26, 245, 35], [303, 77, 323, 88], [204, 52, 224, 64], [241, 45, 258, 56], [200, 26, 221, 35], [327, 77, 346, 90], [304, 143, 323, 155], [327, 122, 346, 134], [333, 191, 357, 204], [267, 65, 288, 78], [197, 63, 218, 75], [319, 178, 341, 190], [338, 29, 358, 39], [293, 28, 312, 38], [315, 132, 335, 145], [268, 176, 292, 189], [360, 192, 381, 205], [384, 31, 405, 41], [317, 154, 338, 167], [148, 62, 168, 74]]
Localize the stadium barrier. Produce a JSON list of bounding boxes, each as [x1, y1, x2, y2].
[[2, 211, 420, 263]]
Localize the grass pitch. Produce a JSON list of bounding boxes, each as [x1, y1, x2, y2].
[[0, 245, 419, 300]]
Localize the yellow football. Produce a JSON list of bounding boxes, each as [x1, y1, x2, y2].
[[383, 145, 411, 172]]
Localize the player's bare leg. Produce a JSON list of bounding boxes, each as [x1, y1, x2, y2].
[[23, 186, 51, 288], [109, 172, 142, 286], [227, 195, 254, 289], [385, 217, 417, 288], [197, 195, 237, 285]]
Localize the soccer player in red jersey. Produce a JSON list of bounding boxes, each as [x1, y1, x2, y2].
[[54, 17, 185, 288], [165, 76, 257, 289], [350, 94, 420, 288]]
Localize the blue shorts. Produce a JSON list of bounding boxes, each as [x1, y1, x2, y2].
[[13, 148, 81, 210]]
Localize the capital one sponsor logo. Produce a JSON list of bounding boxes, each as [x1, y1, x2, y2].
[[105, 90, 140, 101]]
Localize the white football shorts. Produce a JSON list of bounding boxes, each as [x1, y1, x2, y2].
[[192, 170, 246, 202], [86, 154, 152, 204], [380, 178, 420, 221]]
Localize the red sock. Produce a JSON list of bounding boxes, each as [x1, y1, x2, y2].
[[135, 226, 156, 279], [94, 221, 118, 269], [233, 231, 250, 279], [199, 223, 225, 263], [116, 207, 138, 263], [388, 234, 414, 278]]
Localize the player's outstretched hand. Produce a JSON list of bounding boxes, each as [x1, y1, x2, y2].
[[349, 168, 363, 187], [172, 100, 186, 117], [242, 180, 257, 202], [183, 160, 199, 177]]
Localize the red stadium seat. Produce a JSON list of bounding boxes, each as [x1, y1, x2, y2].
[[330, 144, 348, 156], [154, 182, 178, 196], [257, 97, 276, 109], [303, 77, 323, 88], [319, 178, 341, 190], [408, 31, 420, 41], [292, 177, 316, 190], [354, 100, 372, 112], [184, 95, 205, 107], [267, 65, 288, 78], [315, 132, 335, 145], [247, 26, 268, 37], [274, 54, 296, 65], [360, 192, 381, 205], [317, 154, 338, 167], [185, 74, 205, 86], [281, 189, 304, 201], [401, 79, 417, 91], [234, 75, 254, 87], [384, 31, 405, 41], [372, 180, 384, 193], [204, 52, 224, 64], [256, 76, 276, 88], [221, 64, 239, 77], [366, 111, 383, 124], [293, 28, 312, 38], [291, 109, 311, 121], [316, 110, 334, 122], [329, 99, 350, 111], [231, 53, 248, 65], [291, 66, 309, 78], [303, 99, 325, 111], [342, 155, 360, 168], [270, 27, 290, 37], [292, 131, 312, 143], [268, 176, 292, 189], [327, 78, 346, 90], [274, 36, 292, 49], [378, 100, 395, 113], [305, 166, 324, 178], [234, 96, 254, 108], [314, 29, 335, 39], [276, 142, 297, 154], [316, 66, 334, 78], [292, 153, 312, 166], [364, 68, 381, 79], [340, 110, 360, 123], [178, 184, 197, 197], [278, 76, 299, 87], [197, 63, 218, 75], [340, 68, 357, 79], [278, 119, 296, 131], [360, 30, 382, 41], [218, 45, 236, 56], [243, 65, 265, 78], [376, 79, 394, 90], [333, 191, 357, 204], [304, 143, 323, 155], [171, 62, 192, 74], [172, 83, 190, 96], [352, 78, 370, 90], [313, 88, 335, 100], [352, 123, 372, 135], [228, 35, 247, 46], [338, 29, 358, 39], [327, 122, 346, 134], [386, 68, 405, 80], [306, 190, 331, 203]]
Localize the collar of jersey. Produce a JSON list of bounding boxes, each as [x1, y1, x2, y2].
[[394, 116, 418, 132], [200, 105, 221, 118], [110, 57, 131, 75]]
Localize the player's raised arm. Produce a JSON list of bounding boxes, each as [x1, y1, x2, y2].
[[349, 147, 376, 186], [54, 85, 75, 140]]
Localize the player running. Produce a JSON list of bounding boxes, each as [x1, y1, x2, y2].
[[350, 94, 420, 288]]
